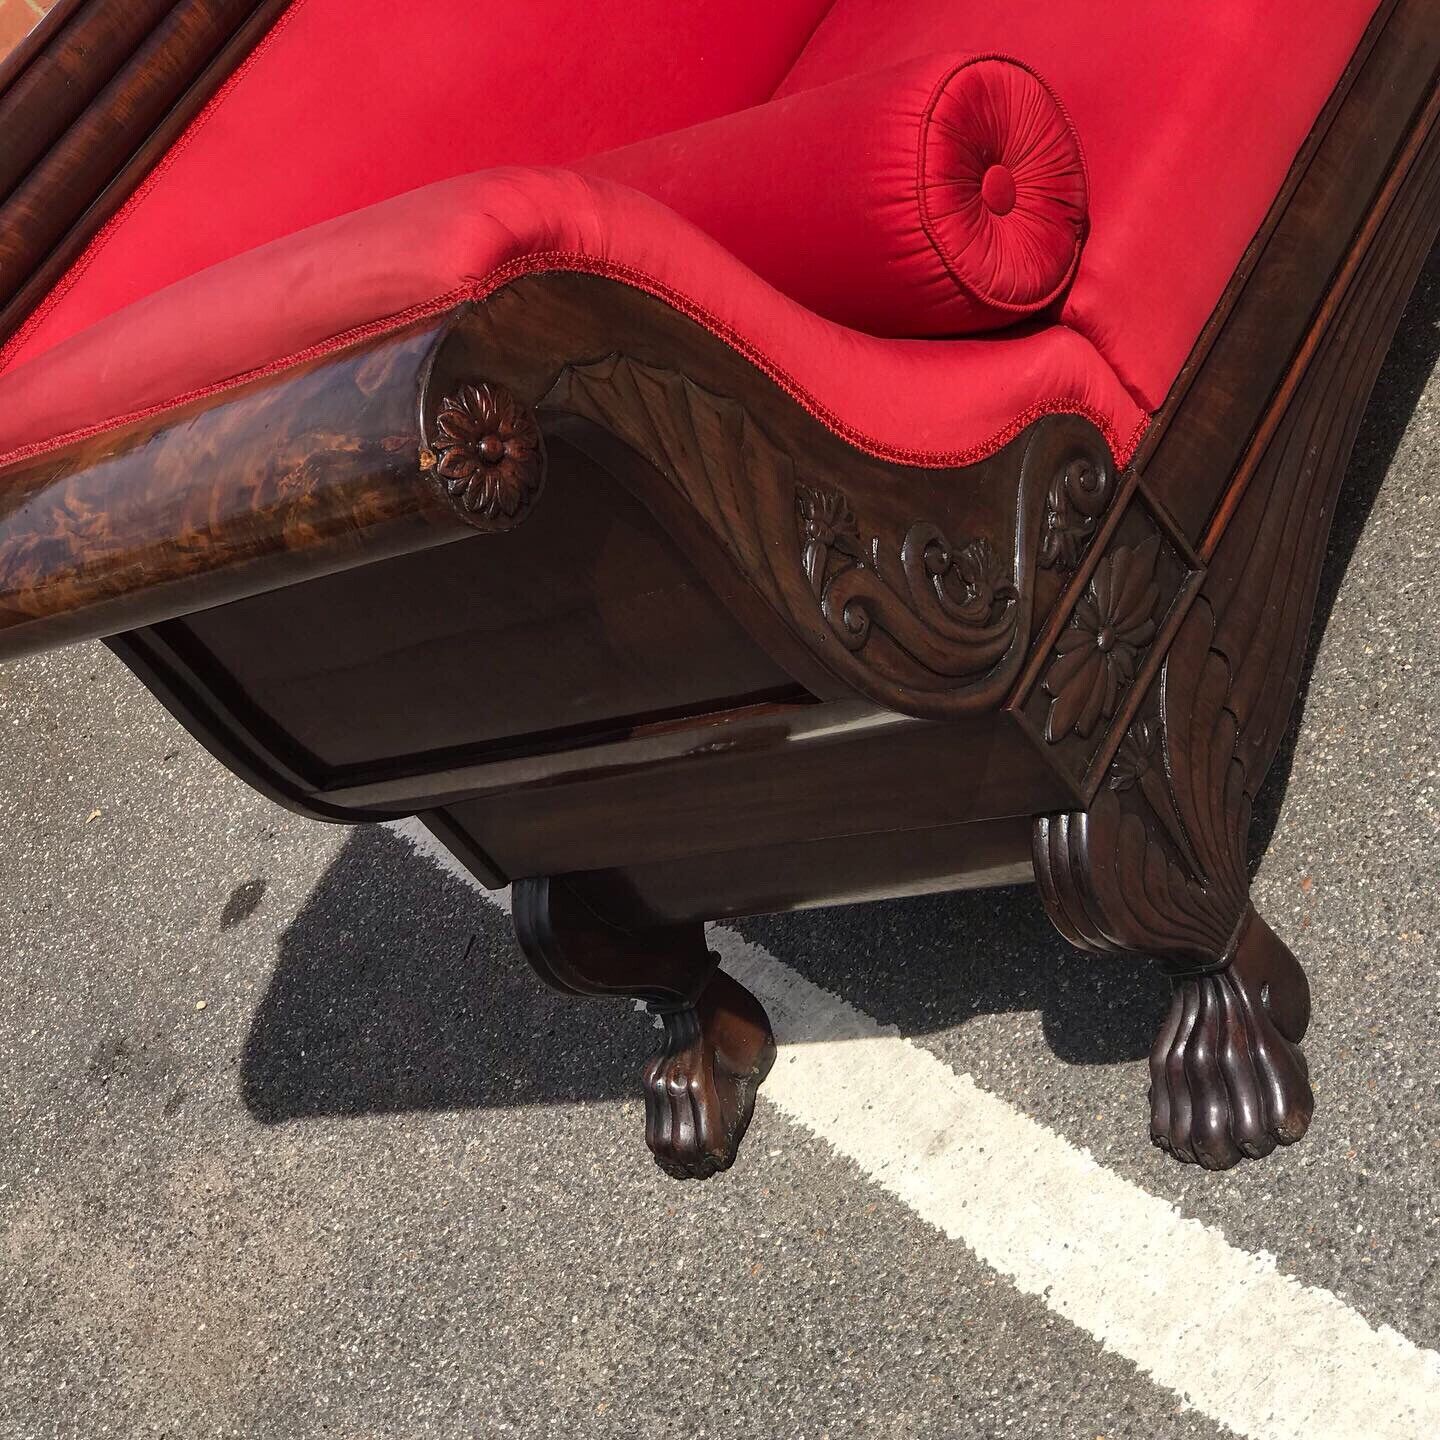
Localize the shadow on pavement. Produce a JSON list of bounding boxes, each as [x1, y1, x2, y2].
[[241, 826, 1157, 1125]]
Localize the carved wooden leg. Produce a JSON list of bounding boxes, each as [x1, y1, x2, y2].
[[1036, 791, 1315, 1170], [511, 876, 775, 1179], [1028, 359, 1338, 1170]]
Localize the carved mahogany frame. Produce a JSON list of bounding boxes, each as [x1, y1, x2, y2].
[[0, 0, 1435, 1178]]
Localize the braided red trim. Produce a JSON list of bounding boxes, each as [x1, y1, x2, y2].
[[0, 0, 315, 376], [0, 249, 1149, 471]]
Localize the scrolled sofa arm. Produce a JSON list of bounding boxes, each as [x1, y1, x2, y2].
[[579, 51, 1088, 337]]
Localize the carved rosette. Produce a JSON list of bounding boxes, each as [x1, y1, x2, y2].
[[1039, 453, 1115, 572], [424, 381, 545, 529], [1041, 534, 1161, 742], [1014, 483, 1201, 794]]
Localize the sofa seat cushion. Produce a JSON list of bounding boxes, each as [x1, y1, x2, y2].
[[0, 0, 838, 374], [778, 0, 1382, 409], [0, 169, 1145, 473], [580, 52, 1087, 337]]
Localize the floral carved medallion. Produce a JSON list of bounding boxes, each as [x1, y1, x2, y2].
[[428, 381, 544, 525], [1041, 533, 1160, 742]]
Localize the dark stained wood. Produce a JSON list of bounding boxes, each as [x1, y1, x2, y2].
[[441, 705, 1069, 880], [0, 0, 1432, 1186], [1008, 478, 1203, 802], [0, 0, 292, 346], [428, 286, 1119, 719], [173, 438, 803, 771], [0, 0, 177, 204], [1033, 88, 1440, 1168], [513, 874, 775, 1179], [0, 320, 473, 658], [0, 273, 1113, 716], [0, 0, 86, 97], [0, 0, 263, 308], [1200, 76, 1440, 561], [517, 814, 1035, 928]]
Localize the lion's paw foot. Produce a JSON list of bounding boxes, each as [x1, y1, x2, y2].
[[1150, 911, 1313, 1170], [641, 968, 775, 1181]]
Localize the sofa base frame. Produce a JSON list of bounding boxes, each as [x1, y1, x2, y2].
[[0, 0, 1435, 1179]]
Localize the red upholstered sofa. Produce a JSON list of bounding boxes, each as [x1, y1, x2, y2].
[[0, 0, 1435, 1178]]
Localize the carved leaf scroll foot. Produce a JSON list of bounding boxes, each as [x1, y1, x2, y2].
[[1150, 907, 1313, 1170], [643, 968, 776, 1181]]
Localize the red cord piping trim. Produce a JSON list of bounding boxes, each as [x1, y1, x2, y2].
[[0, 250, 1150, 472], [0, 0, 315, 377]]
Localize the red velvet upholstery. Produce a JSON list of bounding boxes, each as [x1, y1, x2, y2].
[[0, 0, 1383, 475], [0, 169, 1146, 470], [0, 0, 835, 370], [580, 52, 1088, 337], [778, 0, 1382, 409]]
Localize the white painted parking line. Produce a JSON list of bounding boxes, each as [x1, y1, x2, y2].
[[390, 819, 1440, 1440]]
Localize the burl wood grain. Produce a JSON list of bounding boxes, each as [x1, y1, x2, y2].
[[0, 322, 473, 656]]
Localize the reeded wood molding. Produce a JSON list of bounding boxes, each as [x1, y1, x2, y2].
[[0, 0, 85, 97], [0, 320, 481, 659], [0, 0, 293, 346], [0, 0, 177, 204], [0, 0, 265, 308]]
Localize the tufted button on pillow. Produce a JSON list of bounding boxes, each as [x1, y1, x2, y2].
[[579, 51, 1087, 336], [918, 57, 1087, 321], [980, 164, 1018, 216]]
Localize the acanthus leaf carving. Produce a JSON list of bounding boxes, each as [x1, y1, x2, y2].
[[543, 354, 1043, 711], [797, 482, 1018, 678], [1039, 454, 1114, 572]]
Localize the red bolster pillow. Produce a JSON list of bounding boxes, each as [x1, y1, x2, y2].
[[578, 52, 1088, 338]]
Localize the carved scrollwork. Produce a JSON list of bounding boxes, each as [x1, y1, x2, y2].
[[796, 483, 1018, 675], [423, 380, 545, 528], [542, 353, 1046, 713], [1039, 453, 1115, 571]]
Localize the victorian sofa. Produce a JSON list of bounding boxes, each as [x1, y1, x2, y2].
[[0, 0, 1435, 1179]]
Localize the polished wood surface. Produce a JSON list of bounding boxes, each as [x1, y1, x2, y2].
[[1034, 78, 1440, 1167], [0, 0, 176, 202], [0, 320, 469, 657], [175, 438, 802, 771], [0, 0, 81, 92], [0, 0, 292, 344], [513, 874, 775, 1179]]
